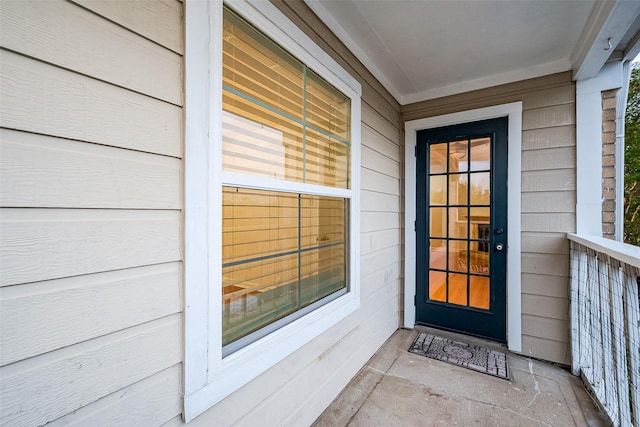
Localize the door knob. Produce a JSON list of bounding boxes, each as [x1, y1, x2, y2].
[[495, 243, 504, 251]]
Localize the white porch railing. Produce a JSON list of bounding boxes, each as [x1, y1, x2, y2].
[[569, 233, 640, 426]]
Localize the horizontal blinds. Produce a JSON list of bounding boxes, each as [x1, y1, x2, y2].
[[222, 7, 350, 189], [222, 187, 347, 345]]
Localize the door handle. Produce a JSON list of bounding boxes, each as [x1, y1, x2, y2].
[[495, 243, 504, 251]]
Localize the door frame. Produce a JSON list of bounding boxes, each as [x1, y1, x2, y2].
[[404, 102, 523, 352]]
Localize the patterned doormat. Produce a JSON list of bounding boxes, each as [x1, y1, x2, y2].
[[408, 333, 509, 380]]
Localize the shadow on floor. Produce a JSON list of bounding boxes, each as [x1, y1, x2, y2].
[[313, 328, 610, 427]]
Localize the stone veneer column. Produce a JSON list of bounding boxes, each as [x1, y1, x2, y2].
[[602, 88, 618, 239]]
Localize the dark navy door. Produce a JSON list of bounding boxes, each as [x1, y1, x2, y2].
[[416, 117, 507, 342]]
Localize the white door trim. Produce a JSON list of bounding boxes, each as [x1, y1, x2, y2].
[[403, 102, 522, 352]]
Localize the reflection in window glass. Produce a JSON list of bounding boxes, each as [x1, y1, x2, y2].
[[222, 187, 348, 346]]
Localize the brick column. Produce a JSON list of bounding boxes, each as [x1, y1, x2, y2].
[[602, 89, 618, 239]]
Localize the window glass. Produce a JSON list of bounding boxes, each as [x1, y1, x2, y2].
[[222, 187, 348, 346], [222, 7, 350, 189], [221, 7, 351, 349]]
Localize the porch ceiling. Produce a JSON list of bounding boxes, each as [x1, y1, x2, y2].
[[305, 0, 640, 105]]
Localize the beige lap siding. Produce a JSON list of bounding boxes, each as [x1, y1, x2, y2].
[[0, 0, 184, 425], [402, 72, 577, 364], [2, 0, 402, 425]]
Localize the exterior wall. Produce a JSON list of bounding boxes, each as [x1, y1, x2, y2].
[[402, 72, 577, 364], [186, 2, 403, 425], [0, 1, 185, 425], [0, 0, 402, 425], [602, 89, 618, 239]]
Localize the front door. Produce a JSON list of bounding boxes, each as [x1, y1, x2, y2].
[[416, 117, 507, 342]]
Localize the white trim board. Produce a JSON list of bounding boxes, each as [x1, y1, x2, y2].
[[575, 61, 624, 236], [183, 0, 362, 422], [403, 102, 523, 353]]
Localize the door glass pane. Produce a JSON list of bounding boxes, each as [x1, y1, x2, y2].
[[429, 175, 447, 205], [429, 239, 447, 270], [470, 137, 490, 171], [448, 207, 468, 239], [470, 207, 490, 238], [425, 134, 493, 311], [469, 172, 490, 205], [449, 174, 468, 205], [429, 207, 447, 238], [470, 241, 490, 274], [448, 273, 467, 306], [429, 143, 447, 174], [449, 140, 468, 173], [449, 240, 468, 273], [429, 271, 446, 302], [470, 275, 490, 309]]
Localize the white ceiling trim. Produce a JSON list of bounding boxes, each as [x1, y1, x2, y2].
[[572, 0, 640, 81], [304, 0, 403, 103], [400, 58, 572, 106]]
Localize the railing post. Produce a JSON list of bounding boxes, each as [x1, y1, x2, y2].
[[610, 258, 631, 425], [598, 255, 617, 422], [570, 242, 581, 376], [588, 249, 603, 397]]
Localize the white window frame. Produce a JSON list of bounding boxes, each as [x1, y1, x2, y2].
[[403, 102, 523, 353], [183, 0, 361, 421]]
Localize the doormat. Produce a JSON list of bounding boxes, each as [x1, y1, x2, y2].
[[408, 333, 509, 380]]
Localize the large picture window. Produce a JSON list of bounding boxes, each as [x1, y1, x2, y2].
[[184, 1, 360, 420], [221, 7, 351, 352]]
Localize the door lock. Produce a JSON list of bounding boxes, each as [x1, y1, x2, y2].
[[495, 243, 504, 251]]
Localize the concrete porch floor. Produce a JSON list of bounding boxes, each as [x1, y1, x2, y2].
[[313, 328, 610, 426]]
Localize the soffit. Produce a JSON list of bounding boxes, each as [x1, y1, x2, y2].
[[305, 0, 618, 104]]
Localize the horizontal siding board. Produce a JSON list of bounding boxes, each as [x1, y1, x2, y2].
[[521, 252, 569, 277], [362, 123, 400, 161], [0, 209, 180, 287], [521, 315, 569, 343], [0, 129, 181, 209], [0, 50, 182, 158], [48, 364, 182, 427], [521, 126, 575, 151], [520, 232, 570, 254], [522, 169, 575, 192], [361, 146, 400, 179], [361, 228, 400, 255], [360, 245, 401, 280], [361, 190, 400, 213], [362, 102, 400, 145], [521, 335, 569, 365], [521, 146, 575, 171], [0, 263, 181, 365], [401, 72, 574, 122], [0, 314, 182, 427], [521, 273, 569, 298], [522, 294, 569, 320], [521, 85, 574, 110], [70, 0, 184, 54], [521, 213, 576, 233], [521, 192, 575, 213], [522, 104, 575, 130], [0, 0, 182, 105], [360, 212, 401, 233], [360, 263, 400, 299], [361, 168, 400, 196]]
